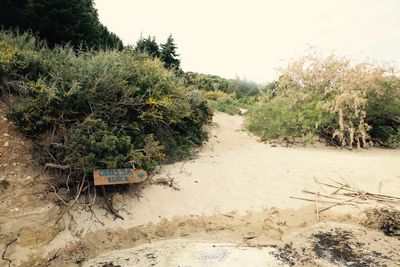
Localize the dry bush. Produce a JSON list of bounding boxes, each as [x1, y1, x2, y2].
[[247, 54, 400, 148]]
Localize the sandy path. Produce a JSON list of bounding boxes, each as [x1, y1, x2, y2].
[[2, 111, 400, 267], [75, 112, 400, 266], [74, 112, 400, 230]]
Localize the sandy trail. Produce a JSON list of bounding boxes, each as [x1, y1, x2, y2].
[[72, 112, 400, 266], [1, 111, 400, 266], [75, 112, 400, 229]]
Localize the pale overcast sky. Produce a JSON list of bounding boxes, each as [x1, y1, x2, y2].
[[94, 0, 400, 83]]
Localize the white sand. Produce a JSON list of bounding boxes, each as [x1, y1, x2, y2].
[[74, 112, 400, 230]]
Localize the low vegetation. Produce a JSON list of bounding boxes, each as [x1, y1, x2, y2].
[[246, 55, 400, 148], [202, 90, 256, 115], [0, 31, 212, 188], [183, 72, 262, 115]]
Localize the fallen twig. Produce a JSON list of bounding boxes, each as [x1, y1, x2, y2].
[[290, 196, 344, 204], [2, 237, 17, 267], [101, 186, 124, 220], [56, 174, 86, 224], [51, 185, 68, 206], [302, 190, 364, 204], [318, 197, 359, 213], [47, 248, 60, 263], [316, 192, 320, 221], [44, 163, 71, 170]]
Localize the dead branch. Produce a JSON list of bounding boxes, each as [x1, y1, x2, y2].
[[44, 163, 71, 170], [2, 237, 17, 267], [56, 174, 86, 224], [47, 248, 60, 263], [152, 175, 180, 191], [295, 177, 400, 214], [302, 190, 364, 204], [290, 196, 345, 204], [319, 197, 360, 213], [51, 185, 68, 206], [101, 186, 124, 220], [316, 192, 320, 221]]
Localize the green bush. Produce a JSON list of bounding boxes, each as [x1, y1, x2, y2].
[[247, 94, 335, 143], [204, 90, 257, 115], [246, 55, 400, 148], [183, 72, 260, 97], [205, 91, 240, 115], [0, 31, 212, 183]]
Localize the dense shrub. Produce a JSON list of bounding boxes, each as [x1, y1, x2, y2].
[[246, 55, 400, 148], [0, 31, 212, 182], [204, 91, 240, 115], [203, 90, 257, 115], [183, 72, 260, 97]]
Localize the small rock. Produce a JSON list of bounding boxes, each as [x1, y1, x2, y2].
[[3, 133, 9, 137], [3, 117, 7, 121], [3, 141, 9, 147]]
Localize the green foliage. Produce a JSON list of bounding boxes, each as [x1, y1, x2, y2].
[[0, 0, 123, 50], [184, 72, 261, 115], [160, 35, 180, 70], [0, 31, 44, 84], [1, 31, 212, 181], [229, 79, 260, 97], [246, 55, 400, 148], [135, 35, 160, 58], [365, 79, 400, 147], [204, 91, 241, 115], [183, 72, 261, 97], [204, 90, 258, 115], [184, 72, 230, 92], [60, 118, 164, 173], [133, 34, 181, 72], [247, 95, 334, 142]]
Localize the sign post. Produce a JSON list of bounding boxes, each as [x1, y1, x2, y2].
[[93, 168, 148, 186]]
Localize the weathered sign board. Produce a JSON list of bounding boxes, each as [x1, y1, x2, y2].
[[93, 168, 148, 186]]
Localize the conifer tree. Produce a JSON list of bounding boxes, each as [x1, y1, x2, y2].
[[160, 35, 180, 70], [135, 35, 160, 58]]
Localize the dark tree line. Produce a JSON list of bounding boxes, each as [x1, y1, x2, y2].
[[0, 0, 123, 49], [135, 34, 181, 70]]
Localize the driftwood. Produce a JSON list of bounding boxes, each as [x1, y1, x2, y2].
[[291, 177, 400, 216]]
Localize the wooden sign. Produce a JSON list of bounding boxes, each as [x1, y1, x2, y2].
[[93, 168, 148, 186]]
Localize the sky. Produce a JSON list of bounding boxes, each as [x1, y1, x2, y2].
[[94, 0, 400, 84]]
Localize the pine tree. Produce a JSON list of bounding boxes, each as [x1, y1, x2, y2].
[[135, 35, 160, 58], [160, 35, 180, 70]]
